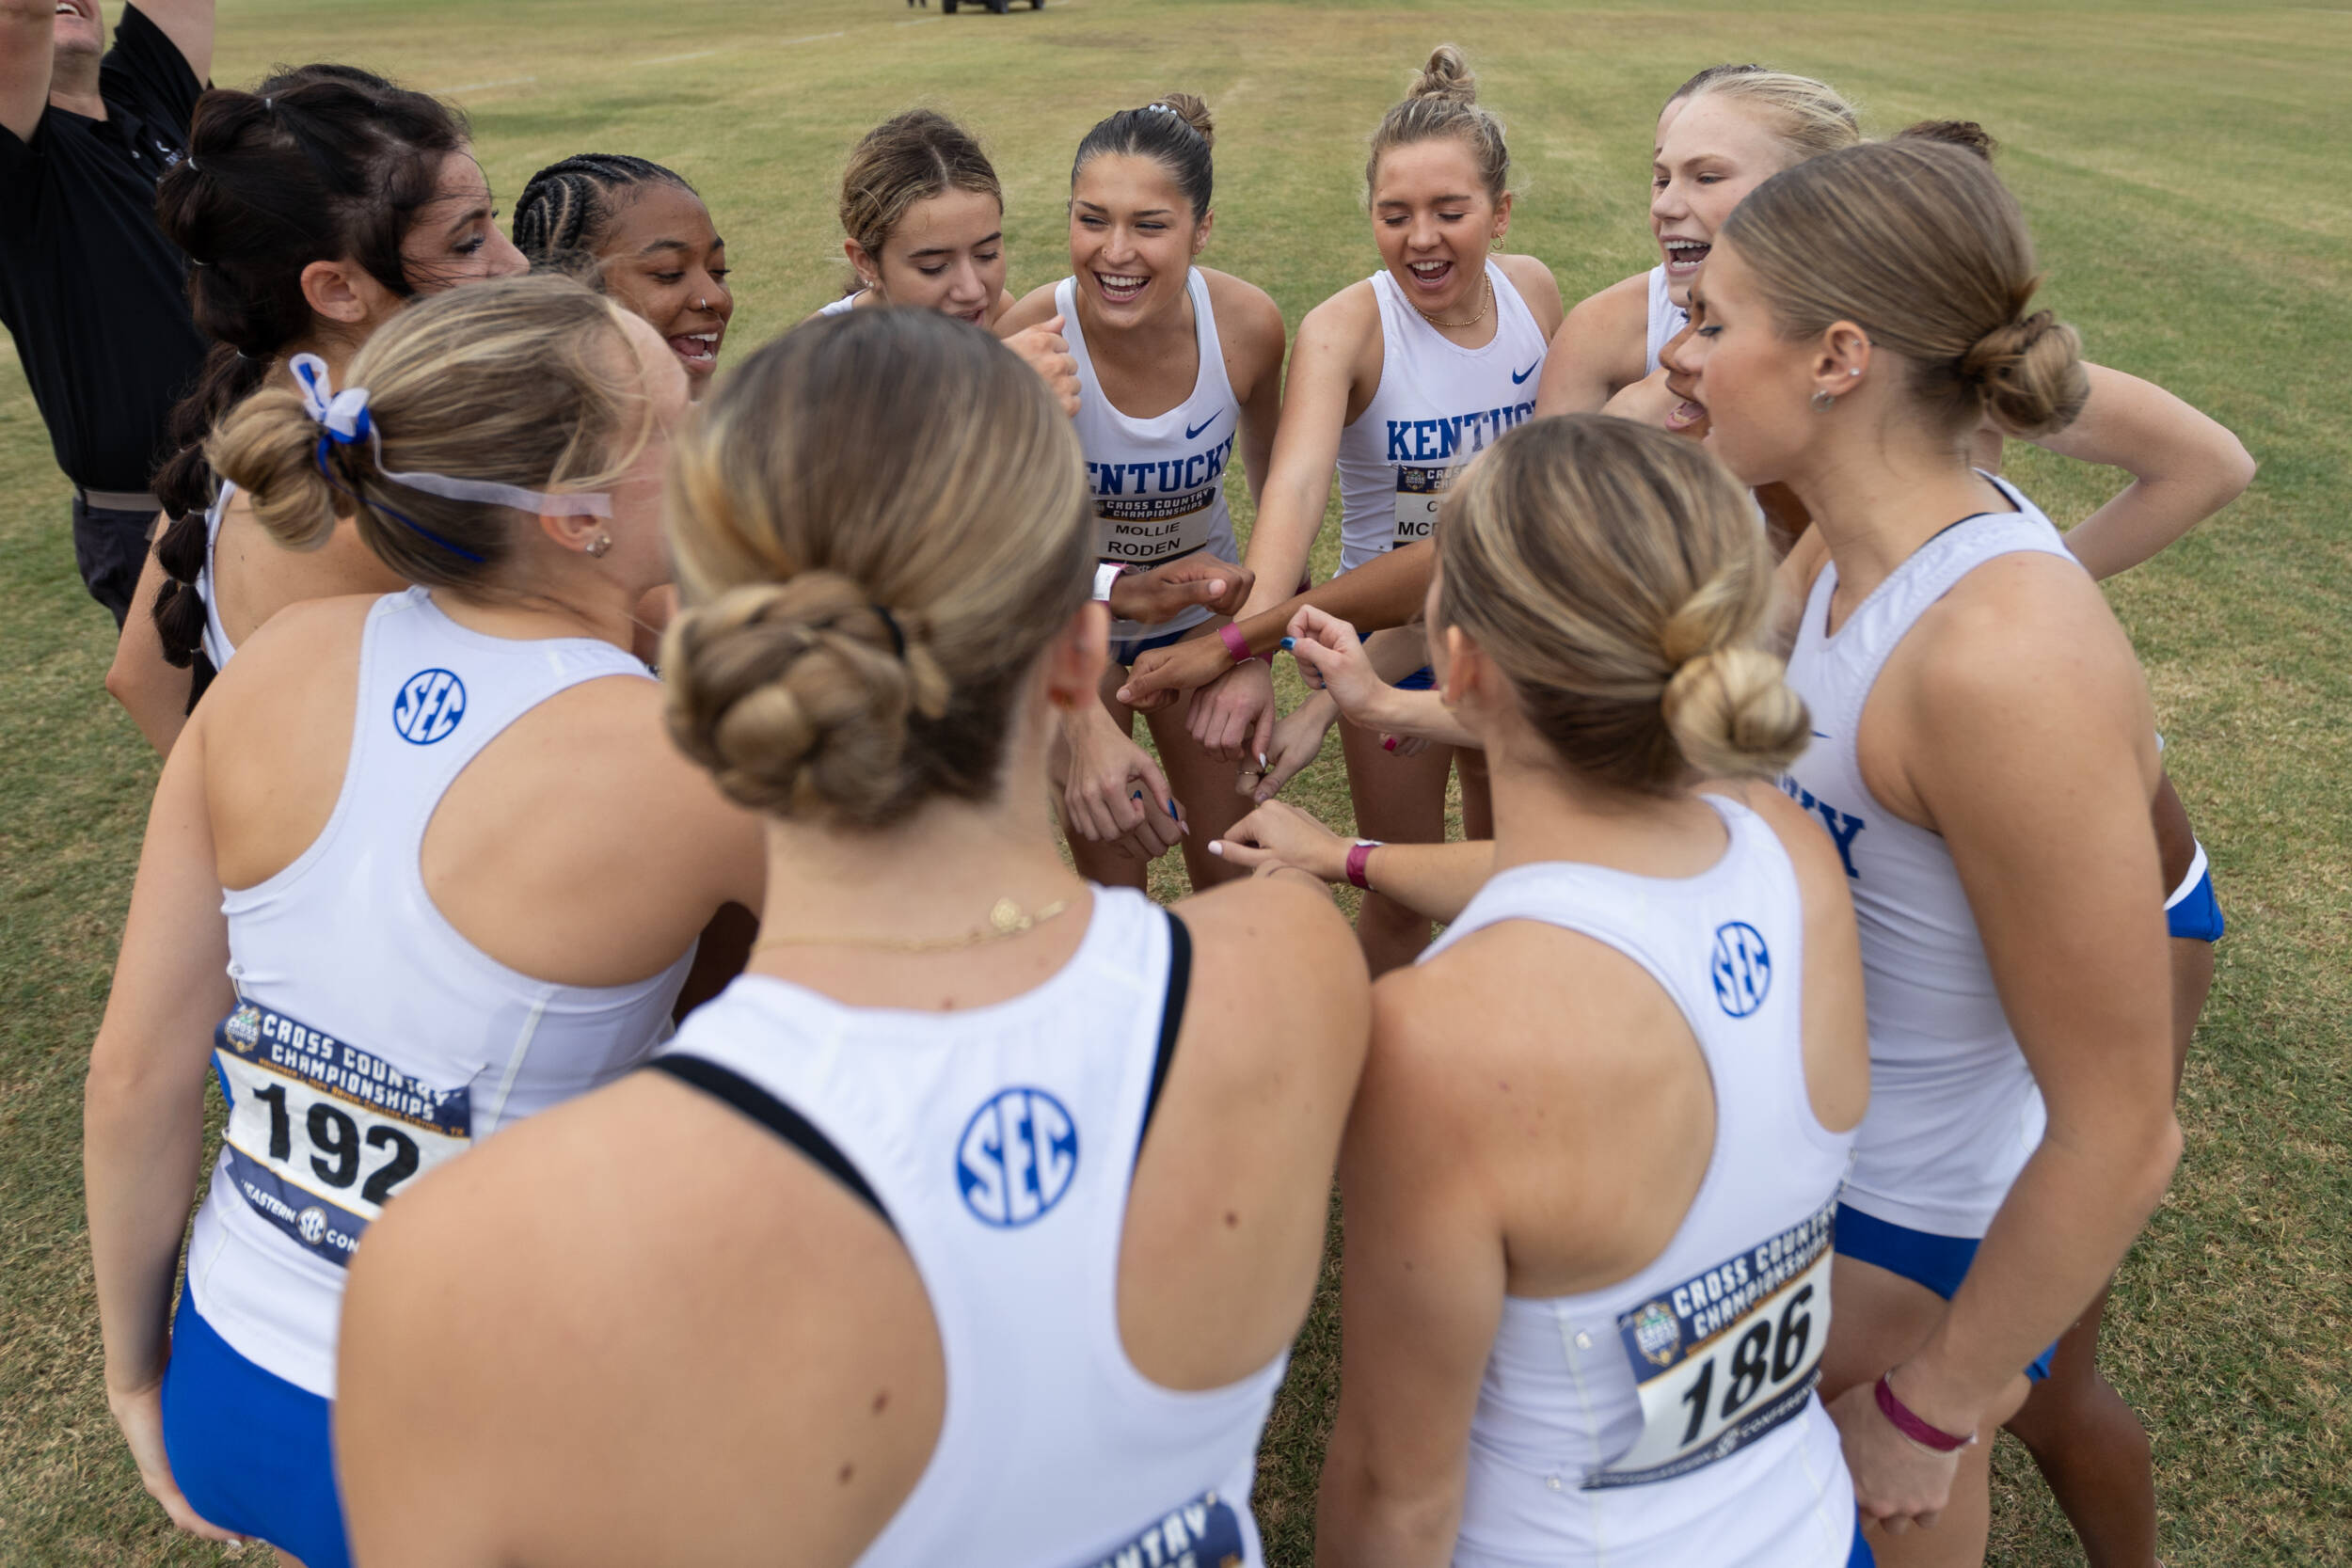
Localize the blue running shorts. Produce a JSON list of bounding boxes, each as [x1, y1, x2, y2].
[[1834, 1204, 2058, 1382], [160, 1294, 351, 1568]]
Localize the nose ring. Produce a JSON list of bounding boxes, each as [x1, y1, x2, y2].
[[695, 296, 708, 312]]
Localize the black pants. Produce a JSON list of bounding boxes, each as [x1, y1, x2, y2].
[[71, 495, 155, 630]]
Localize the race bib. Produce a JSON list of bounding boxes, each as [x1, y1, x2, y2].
[[1392, 464, 1453, 547], [212, 1000, 471, 1267], [1096, 489, 1217, 568], [1069, 1488, 1246, 1568], [1584, 1198, 1836, 1488]]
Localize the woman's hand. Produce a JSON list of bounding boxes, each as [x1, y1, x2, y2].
[[1110, 558, 1256, 625], [1116, 632, 1231, 713], [1185, 657, 1278, 766], [1004, 316, 1082, 418], [1061, 705, 1186, 862], [1245, 689, 1340, 804], [1826, 1376, 1966, 1537], [1284, 607, 1391, 727], [108, 1380, 248, 1544], [1207, 800, 1352, 883]]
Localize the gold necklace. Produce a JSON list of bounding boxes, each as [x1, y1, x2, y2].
[[1412, 271, 1492, 331], [750, 895, 1074, 956]]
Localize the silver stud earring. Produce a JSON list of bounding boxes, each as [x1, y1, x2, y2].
[[1810, 388, 1837, 412], [585, 532, 613, 559]]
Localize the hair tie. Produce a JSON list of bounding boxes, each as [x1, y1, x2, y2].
[[870, 604, 909, 660]]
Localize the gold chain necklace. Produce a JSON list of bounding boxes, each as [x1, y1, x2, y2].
[[1411, 271, 1493, 331], [750, 895, 1074, 956]]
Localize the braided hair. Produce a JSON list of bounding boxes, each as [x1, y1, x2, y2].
[[148, 63, 467, 675], [512, 153, 696, 273]]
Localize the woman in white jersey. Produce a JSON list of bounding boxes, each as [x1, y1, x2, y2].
[[803, 109, 1078, 415], [1215, 418, 1872, 1566], [1623, 106, 2233, 1567], [106, 67, 529, 754], [1180, 45, 1560, 971], [994, 93, 1286, 889], [1677, 140, 2182, 1563], [332, 308, 1370, 1567], [82, 276, 765, 1567]]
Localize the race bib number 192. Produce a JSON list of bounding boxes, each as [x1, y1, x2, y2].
[[1392, 464, 1453, 548], [1584, 1197, 1836, 1488], [213, 1000, 471, 1267]]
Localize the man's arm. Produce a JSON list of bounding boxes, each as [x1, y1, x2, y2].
[[130, 0, 214, 85], [0, 0, 56, 145]]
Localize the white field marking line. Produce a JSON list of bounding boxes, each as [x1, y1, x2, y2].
[[642, 48, 721, 64], [784, 30, 848, 44], [895, 15, 938, 23], [442, 74, 536, 92]]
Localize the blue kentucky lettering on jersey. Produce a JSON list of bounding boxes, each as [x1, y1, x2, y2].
[[1384, 401, 1536, 464], [1070, 1489, 1245, 1568], [1089, 433, 1236, 499], [957, 1086, 1080, 1228], [1778, 777, 1867, 879]]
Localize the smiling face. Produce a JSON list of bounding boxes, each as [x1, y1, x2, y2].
[[1070, 152, 1206, 327], [857, 185, 1006, 324], [1674, 239, 1822, 486], [1370, 137, 1510, 319], [402, 150, 530, 292], [595, 182, 732, 390], [50, 0, 103, 58], [1649, 93, 1801, 309]]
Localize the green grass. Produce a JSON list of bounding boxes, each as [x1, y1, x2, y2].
[[2, 0, 2345, 1560]]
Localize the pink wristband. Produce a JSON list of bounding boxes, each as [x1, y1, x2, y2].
[[1345, 840, 1380, 891], [1217, 623, 1273, 665], [1874, 1374, 1975, 1452]]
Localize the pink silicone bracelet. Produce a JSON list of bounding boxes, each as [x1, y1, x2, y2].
[[1874, 1374, 1975, 1452], [1345, 841, 1379, 891], [1217, 623, 1272, 664]]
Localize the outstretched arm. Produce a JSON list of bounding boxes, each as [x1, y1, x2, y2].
[[0, 0, 56, 143], [2017, 362, 2255, 580], [137, 0, 215, 82]]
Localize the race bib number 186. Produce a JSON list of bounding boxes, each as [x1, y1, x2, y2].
[[213, 1000, 471, 1268], [1584, 1197, 1837, 1488]]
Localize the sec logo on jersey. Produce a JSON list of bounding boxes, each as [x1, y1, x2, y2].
[[956, 1086, 1079, 1228], [1710, 921, 1772, 1018], [392, 668, 467, 745]]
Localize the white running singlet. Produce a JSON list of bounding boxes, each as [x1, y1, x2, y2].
[[1427, 797, 1858, 1568], [1057, 269, 1244, 645], [1780, 477, 2079, 1238], [818, 293, 860, 317], [1645, 263, 1691, 377], [1334, 261, 1548, 575], [183, 588, 692, 1397], [196, 480, 236, 670], [652, 888, 1285, 1568]]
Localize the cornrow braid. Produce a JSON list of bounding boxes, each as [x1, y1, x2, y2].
[[513, 152, 695, 267]]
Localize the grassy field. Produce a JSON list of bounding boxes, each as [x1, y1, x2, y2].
[[3, 0, 2346, 1560]]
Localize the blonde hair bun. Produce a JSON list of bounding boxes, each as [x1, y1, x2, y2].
[[661, 573, 948, 820], [1962, 309, 2088, 437], [1412, 43, 1478, 103], [1662, 646, 1811, 780]]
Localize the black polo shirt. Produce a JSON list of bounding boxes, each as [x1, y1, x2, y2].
[[0, 5, 209, 493]]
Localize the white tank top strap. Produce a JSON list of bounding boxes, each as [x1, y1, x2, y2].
[[1334, 260, 1548, 575], [1058, 269, 1244, 644], [817, 292, 860, 317], [1427, 799, 1859, 1566], [184, 587, 687, 1398], [651, 888, 1283, 1567], [1644, 263, 1691, 377], [1778, 476, 2075, 1239], [197, 478, 236, 670]]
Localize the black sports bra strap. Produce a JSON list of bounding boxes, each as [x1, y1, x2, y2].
[[1137, 911, 1193, 1150], [646, 1054, 895, 1233]]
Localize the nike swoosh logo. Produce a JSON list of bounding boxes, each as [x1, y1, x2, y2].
[[1184, 413, 1221, 440], [1811, 730, 1832, 740], [1511, 360, 1540, 385]]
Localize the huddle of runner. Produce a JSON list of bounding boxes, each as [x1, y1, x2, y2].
[[78, 38, 2249, 1568]]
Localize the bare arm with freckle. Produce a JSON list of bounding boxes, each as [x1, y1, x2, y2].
[[1533, 274, 1652, 418]]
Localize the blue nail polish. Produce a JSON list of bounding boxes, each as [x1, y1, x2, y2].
[[1279, 636, 1295, 650]]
